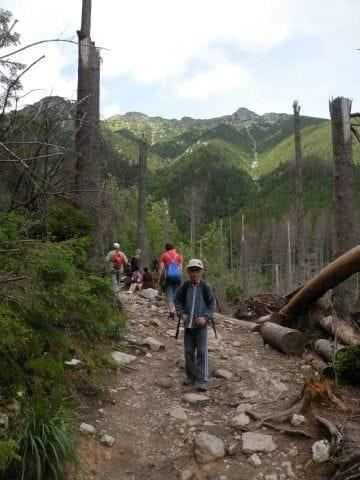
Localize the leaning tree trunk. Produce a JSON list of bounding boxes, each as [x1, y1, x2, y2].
[[136, 139, 148, 265], [329, 97, 356, 320], [293, 100, 306, 286], [74, 0, 102, 258]]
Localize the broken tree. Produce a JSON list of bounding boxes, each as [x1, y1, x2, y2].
[[136, 139, 148, 265], [329, 97, 356, 320], [74, 0, 101, 258]]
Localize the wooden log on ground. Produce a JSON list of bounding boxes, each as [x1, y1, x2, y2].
[[214, 313, 260, 332], [314, 339, 345, 362], [303, 352, 334, 377], [317, 315, 360, 346], [261, 322, 305, 355], [271, 245, 360, 322]]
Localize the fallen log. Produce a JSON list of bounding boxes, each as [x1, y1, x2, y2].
[[272, 245, 360, 320], [214, 313, 261, 332], [317, 315, 360, 346], [314, 339, 345, 362], [303, 352, 334, 377], [261, 322, 305, 355]]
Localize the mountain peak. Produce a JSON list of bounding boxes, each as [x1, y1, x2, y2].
[[231, 107, 259, 121]]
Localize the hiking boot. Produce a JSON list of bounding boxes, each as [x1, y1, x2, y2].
[[183, 378, 196, 386], [196, 382, 208, 392]]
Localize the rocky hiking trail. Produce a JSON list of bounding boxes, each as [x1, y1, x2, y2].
[[73, 291, 360, 480]]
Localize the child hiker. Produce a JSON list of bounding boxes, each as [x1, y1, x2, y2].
[[174, 259, 215, 392]]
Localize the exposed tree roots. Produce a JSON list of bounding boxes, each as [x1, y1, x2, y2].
[[332, 454, 360, 480]]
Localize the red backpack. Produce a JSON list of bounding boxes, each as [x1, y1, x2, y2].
[[112, 252, 124, 270]]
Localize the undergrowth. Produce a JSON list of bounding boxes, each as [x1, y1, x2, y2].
[[0, 204, 126, 479]]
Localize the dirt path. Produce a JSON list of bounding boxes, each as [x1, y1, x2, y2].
[[73, 292, 358, 480]]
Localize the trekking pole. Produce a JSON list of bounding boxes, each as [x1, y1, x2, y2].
[[211, 317, 218, 339], [175, 315, 181, 339]]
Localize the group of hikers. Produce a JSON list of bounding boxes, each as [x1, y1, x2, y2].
[[105, 241, 215, 392]]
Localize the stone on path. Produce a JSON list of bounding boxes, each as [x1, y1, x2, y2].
[[155, 377, 172, 389], [214, 369, 233, 380], [228, 413, 250, 429], [312, 439, 330, 463], [144, 336, 165, 352], [247, 453, 262, 467], [140, 288, 159, 300], [242, 432, 276, 453], [236, 403, 252, 413], [169, 406, 188, 421], [80, 423, 96, 435], [194, 432, 225, 464], [270, 379, 288, 393], [65, 358, 82, 367], [183, 393, 209, 404], [241, 389, 259, 399], [290, 413, 306, 427], [180, 470, 194, 480], [100, 434, 115, 447], [265, 475, 278, 480], [111, 351, 137, 366], [150, 318, 162, 327], [226, 442, 240, 456]]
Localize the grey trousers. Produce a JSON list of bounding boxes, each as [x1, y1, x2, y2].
[[184, 327, 208, 383], [110, 269, 123, 292]]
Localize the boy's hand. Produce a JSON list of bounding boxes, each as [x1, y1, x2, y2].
[[196, 316, 207, 326]]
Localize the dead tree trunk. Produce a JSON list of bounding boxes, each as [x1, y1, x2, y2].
[[329, 97, 356, 320], [314, 339, 345, 362], [163, 197, 169, 244], [261, 322, 305, 356], [75, 0, 101, 258], [293, 101, 306, 285], [136, 139, 148, 265]]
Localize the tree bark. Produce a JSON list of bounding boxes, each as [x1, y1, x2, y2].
[[261, 322, 305, 355], [303, 352, 334, 376], [314, 338, 345, 362], [136, 139, 148, 265], [163, 197, 169, 244], [293, 101, 306, 285], [75, 0, 101, 258], [316, 315, 360, 346], [329, 97, 356, 320]]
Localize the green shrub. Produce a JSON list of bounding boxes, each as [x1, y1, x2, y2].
[[225, 282, 244, 305], [35, 244, 74, 286], [30, 203, 93, 241], [0, 307, 33, 361], [333, 346, 360, 384], [0, 440, 20, 471], [0, 357, 24, 394], [17, 389, 76, 480], [27, 358, 64, 384]]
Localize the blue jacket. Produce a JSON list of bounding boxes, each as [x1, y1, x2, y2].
[[174, 281, 215, 329]]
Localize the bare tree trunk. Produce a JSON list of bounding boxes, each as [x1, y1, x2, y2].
[[75, 0, 102, 258], [229, 215, 234, 282], [329, 97, 356, 320], [287, 220, 293, 291], [137, 139, 148, 265], [293, 100, 306, 285], [190, 187, 196, 256]]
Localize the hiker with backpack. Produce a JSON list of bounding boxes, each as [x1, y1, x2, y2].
[[174, 259, 215, 392], [105, 243, 128, 292], [159, 242, 183, 319]]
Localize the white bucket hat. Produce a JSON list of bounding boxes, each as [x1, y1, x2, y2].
[[113, 242, 120, 249], [186, 258, 204, 270]]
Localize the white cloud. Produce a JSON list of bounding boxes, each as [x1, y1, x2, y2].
[[177, 63, 251, 99]]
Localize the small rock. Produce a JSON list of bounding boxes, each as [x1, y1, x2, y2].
[[226, 442, 240, 456], [228, 413, 250, 429], [177, 357, 185, 369], [144, 336, 165, 352], [0, 413, 9, 428], [183, 393, 209, 404], [155, 377, 172, 389], [169, 406, 188, 421], [145, 352, 152, 358], [214, 369, 233, 380], [80, 423, 96, 435], [288, 446, 299, 457], [242, 432, 276, 453], [236, 403, 252, 413], [233, 341, 241, 347], [248, 453, 262, 467], [180, 470, 194, 480], [312, 439, 330, 463], [100, 434, 115, 447], [270, 379, 288, 393], [111, 351, 137, 366], [65, 358, 82, 367], [242, 390, 258, 399], [150, 318, 162, 327], [98, 408, 105, 415], [290, 414, 306, 427], [281, 461, 295, 478], [194, 432, 225, 464], [140, 288, 159, 300], [264, 475, 277, 480]]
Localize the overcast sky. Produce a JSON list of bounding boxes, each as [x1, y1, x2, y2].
[[3, 0, 360, 119]]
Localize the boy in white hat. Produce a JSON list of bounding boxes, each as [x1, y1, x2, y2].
[[174, 259, 215, 392]]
